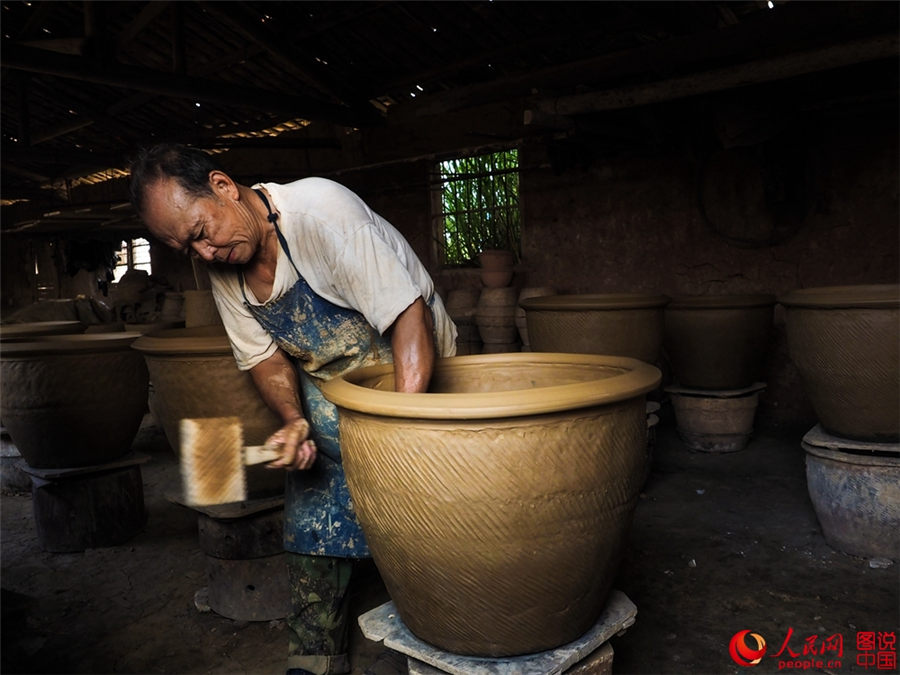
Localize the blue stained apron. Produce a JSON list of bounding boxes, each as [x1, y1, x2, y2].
[[238, 190, 394, 557]]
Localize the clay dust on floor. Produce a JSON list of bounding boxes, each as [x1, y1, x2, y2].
[[2, 414, 897, 674]]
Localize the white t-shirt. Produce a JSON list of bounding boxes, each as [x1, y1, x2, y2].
[[208, 177, 457, 371]]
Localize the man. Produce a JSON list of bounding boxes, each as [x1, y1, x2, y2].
[[129, 144, 457, 674]]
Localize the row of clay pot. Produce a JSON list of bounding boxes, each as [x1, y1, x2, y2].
[[517, 285, 899, 442], [0, 321, 286, 497]]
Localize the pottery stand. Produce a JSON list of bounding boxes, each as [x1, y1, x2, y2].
[[802, 425, 900, 561], [665, 383, 767, 453], [359, 590, 634, 675], [168, 494, 292, 622], [18, 453, 149, 553]]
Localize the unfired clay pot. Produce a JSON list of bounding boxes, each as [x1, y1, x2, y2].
[[475, 286, 519, 345], [131, 326, 283, 496], [664, 294, 775, 389], [0, 332, 148, 468], [478, 249, 515, 288], [516, 286, 556, 348], [780, 284, 899, 441], [322, 352, 661, 657], [521, 293, 670, 364]]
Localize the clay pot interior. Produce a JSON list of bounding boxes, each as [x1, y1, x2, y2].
[[322, 353, 660, 656], [780, 284, 899, 441], [520, 293, 670, 364], [0, 332, 149, 468]]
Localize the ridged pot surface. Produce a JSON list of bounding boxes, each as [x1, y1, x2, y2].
[[322, 353, 660, 656], [0, 332, 148, 468], [664, 294, 775, 389], [780, 285, 899, 441], [132, 326, 283, 496], [132, 326, 282, 447], [520, 294, 670, 364]]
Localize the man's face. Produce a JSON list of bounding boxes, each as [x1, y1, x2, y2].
[[141, 174, 257, 265]]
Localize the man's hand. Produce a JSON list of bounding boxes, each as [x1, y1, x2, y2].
[[250, 350, 317, 470], [265, 417, 317, 471]]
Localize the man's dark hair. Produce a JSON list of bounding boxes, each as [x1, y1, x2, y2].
[[128, 143, 223, 216]]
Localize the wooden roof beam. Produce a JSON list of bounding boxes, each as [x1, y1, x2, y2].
[[525, 34, 899, 121], [4, 44, 369, 127]]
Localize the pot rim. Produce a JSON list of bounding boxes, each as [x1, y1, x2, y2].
[[131, 326, 232, 355], [802, 441, 900, 466], [0, 320, 86, 339], [778, 284, 899, 309], [520, 293, 670, 311], [0, 331, 143, 356], [321, 352, 661, 419], [666, 294, 776, 310]]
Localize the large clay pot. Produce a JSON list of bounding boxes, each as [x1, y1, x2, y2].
[[0, 320, 86, 341], [780, 284, 899, 441], [516, 286, 556, 348], [131, 326, 283, 497], [664, 294, 775, 389], [0, 332, 148, 468], [521, 293, 670, 364], [322, 353, 661, 657]]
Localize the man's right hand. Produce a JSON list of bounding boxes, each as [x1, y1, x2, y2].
[[264, 417, 317, 471]]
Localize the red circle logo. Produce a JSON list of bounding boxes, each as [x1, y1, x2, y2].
[[729, 630, 767, 666]]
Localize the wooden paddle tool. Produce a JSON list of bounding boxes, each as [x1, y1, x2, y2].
[[179, 416, 287, 506]]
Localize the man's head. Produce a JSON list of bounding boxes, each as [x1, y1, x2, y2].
[[129, 143, 262, 265], [129, 143, 222, 219]]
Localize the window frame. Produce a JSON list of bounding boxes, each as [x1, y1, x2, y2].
[[431, 147, 521, 268]]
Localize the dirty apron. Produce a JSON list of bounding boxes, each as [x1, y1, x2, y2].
[[238, 190, 394, 558]]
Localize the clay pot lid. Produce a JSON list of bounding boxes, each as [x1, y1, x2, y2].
[[321, 352, 661, 419], [779, 284, 900, 309], [132, 325, 232, 355], [0, 331, 143, 356], [519, 293, 670, 311], [0, 320, 86, 341], [666, 294, 776, 310]]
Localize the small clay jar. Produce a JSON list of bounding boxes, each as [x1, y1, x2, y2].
[[478, 249, 515, 288]]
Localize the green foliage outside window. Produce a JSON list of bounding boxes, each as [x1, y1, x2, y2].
[[437, 149, 520, 266]]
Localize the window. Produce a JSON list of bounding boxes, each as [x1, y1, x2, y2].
[[113, 238, 152, 282], [434, 149, 521, 266]]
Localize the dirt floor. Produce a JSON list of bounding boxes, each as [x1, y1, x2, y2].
[[2, 410, 897, 675]]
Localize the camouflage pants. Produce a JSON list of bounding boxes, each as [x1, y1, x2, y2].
[[286, 552, 355, 675]]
